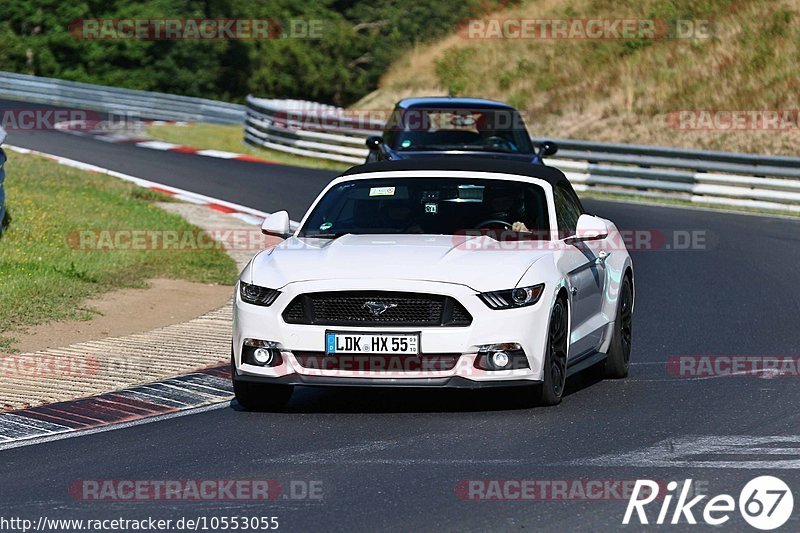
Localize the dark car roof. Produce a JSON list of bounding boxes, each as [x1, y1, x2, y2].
[[343, 157, 571, 189], [394, 97, 519, 111]]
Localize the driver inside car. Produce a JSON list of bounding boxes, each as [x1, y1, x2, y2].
[[486, 190, 536, 233], [381, 200, 424, 233]]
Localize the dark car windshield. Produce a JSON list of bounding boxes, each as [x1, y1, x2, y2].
[[383, 107, 535, 154], [299, 177, 549, 238]]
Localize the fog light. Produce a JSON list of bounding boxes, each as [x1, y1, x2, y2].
[[491, 351, 510, 368], [474, 343, 530, 371], [242, 339, 283, 367], [253, 348, 273, 365]]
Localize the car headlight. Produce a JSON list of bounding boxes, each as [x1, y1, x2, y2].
[[239, 281, 280, 306], [478, 283, 544, 309]]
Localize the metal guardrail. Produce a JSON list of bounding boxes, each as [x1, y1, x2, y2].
[[245, 97, 800, 214], [1, 73, 795, 215], [0, 71, 245, 124], [245, 96, 376, 164]]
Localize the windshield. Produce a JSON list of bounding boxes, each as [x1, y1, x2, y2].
[[299, 177, 550, 238], [383, 108, 535, 154]]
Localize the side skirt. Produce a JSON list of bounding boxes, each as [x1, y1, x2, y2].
[[566, 350, 606, 377], [565, 321, 615, 377]]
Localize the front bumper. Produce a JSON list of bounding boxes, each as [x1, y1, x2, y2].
[[234, 373, 535, 389], [232, 279, 552, 386]]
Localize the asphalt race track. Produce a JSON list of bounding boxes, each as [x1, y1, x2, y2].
[[0, 98, 333, 218], [3, 99, 800, 531]]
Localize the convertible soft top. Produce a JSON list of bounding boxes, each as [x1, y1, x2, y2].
[[343, 156, 572, 189]]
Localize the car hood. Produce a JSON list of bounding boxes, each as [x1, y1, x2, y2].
[[248, 234, 552, 292]]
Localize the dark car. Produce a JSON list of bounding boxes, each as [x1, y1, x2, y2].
[[365, 97, 557, 164]]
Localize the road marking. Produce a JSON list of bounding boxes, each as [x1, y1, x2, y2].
[[569, 435, 800, 469], [51, 121, 280, 164], [196, 149, 241, 159], [135, 140, 181, 150]]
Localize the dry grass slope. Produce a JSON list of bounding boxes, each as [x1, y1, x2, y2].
[[356, 0, 800, 155]]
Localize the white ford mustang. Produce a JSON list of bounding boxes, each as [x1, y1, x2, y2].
[[232, 158, 633, 409]]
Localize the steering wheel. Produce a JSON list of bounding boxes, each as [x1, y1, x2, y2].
[[475, 219, 512, 230], [483, 136, 517, 152]]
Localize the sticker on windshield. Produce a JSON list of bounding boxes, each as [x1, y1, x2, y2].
[[369, 186, 396, 197], [400, 139, 412, 148], [319, 221, 333, 231]]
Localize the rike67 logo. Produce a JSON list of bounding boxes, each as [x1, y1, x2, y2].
[[624, 476, 794, 529]]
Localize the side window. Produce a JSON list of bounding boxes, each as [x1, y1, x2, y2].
[[554, 184, 581, 237], [566, 187, 585, 215], [381, 109, 402, 148]]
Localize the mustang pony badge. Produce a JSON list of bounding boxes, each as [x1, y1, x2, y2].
[[363, 301, 398, 317]]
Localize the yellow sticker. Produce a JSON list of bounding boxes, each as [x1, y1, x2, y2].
[[369, 186, 396, 197]]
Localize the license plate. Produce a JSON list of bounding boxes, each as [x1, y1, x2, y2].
[[325, 332, 419, 355]]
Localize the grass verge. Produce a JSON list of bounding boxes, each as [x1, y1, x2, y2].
[[0, 151, 238, 351], [146, 123, 350, 171]]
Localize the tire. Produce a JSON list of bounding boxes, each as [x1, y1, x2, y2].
[[536, 296, 568, 406], [231, 353, 293, 410], [604, 275, 633, 379]]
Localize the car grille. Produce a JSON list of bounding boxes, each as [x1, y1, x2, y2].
[[293, 352, 460, 372], [282, 291, 472, 327]]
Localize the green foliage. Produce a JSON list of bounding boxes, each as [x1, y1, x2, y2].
[[435, 47, 472, 96], [0, 0, 513, 105]]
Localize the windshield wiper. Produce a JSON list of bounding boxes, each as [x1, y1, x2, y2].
[[398, 145, 448, 151], [302, 232, 349, 239], [455, 144, 518, 153], [402, 144, 518, 154]]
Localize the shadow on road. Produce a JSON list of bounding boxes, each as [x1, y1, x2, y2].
[[230, 363, 607, 414]]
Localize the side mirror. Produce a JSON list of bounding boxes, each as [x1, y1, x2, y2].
[[261, 210, 291, 238], [537, 140, 558, 158], [366, 136, 385, 152], [566, 214, 609, 243]]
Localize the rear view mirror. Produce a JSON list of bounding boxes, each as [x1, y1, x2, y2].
[[366, 136, 385, 151], [537, 140, 558, 158], [261, 210, 291, 238]]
